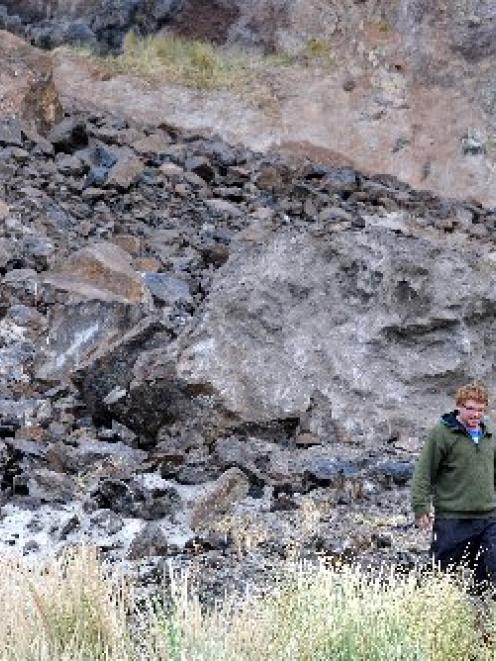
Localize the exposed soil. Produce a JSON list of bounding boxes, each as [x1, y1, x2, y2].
[[169, 0, 240, 45]]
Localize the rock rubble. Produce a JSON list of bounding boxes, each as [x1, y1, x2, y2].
[[0, 100, 494, 594]]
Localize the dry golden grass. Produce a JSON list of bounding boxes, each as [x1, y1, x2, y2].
[[0, 547, 494, 659], [64, 32, 333, 95], [102, 32, 258, 91], [0, 547, 132, 660]]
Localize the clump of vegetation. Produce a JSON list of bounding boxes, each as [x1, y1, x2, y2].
[[301, 38, 333, 65], [0, 547, 132, 659], [103, 32, 257, 90], [0, 547, 494, 659], [372, 19, 393, 34]]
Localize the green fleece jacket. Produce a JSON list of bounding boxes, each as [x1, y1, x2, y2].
[[411, 412, 496, 519]]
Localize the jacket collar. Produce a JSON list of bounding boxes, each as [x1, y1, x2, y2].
[[441, 410, 492, 437]]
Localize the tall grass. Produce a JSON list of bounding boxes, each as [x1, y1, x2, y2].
[[0, 548, 493, 659], [0, 547, 132, 660]]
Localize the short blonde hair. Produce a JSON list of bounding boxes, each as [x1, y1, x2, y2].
[[455, 383, 489, 407]]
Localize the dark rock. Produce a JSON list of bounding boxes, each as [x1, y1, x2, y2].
[[184, 532, 231, 552], [88, 477, 181, 520], [59, 514, 80, 539], [303, 457, 360, 487], [371, 461, 414, 487], [176, 463, 221, 485], [88, 478, 140, 516], [185, 156, 215, 182], [48, 118, 88, 153]]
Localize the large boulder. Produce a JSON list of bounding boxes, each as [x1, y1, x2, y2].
[[0, 30, 62, 133], [71, 318, 224, 440], [71, 213, 496, 450], [174, 218, 496, 448], [36, 242, 152, 381]]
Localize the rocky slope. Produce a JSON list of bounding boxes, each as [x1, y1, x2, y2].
[[2, 0, 493, 205], [1, 22, 496, 600], [1, 29, 496, 596]]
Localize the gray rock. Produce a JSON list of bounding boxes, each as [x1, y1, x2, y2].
[[127, 522, 169, 559], [48, 118, 88, 153], [28, 469, 76, 503], [205, 199, 243, 218], [0, 118, 23, 147], [175, 225, 496, 446], [106, 155, 144, 190], [142, 272, 192, 305], [56, 154, 87, 176], [36, 300, 145, 382], [190, 467, 250, 530], [46, 438, 147, 474], [90, 509, 124, 535]]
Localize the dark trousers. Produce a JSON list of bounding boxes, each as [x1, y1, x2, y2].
[[431, 518, 496, 590]]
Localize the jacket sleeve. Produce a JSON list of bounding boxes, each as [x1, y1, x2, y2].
[[411, 428, 445, 517]]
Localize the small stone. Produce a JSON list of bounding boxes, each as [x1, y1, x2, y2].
[[127, 522, 169, 559], [159, 162, 184, 177], [59, 515, 80, 539], [112, 234, 141, 257], [23, 540, 40, 554], [134, 257, 161, 272], [191, 467, 250, 530], [90, 509, 124, 535], [342, 77, 356, 92], [106, 156, 144, 190], [205, 199, 243, 218], [0, 199, 9, 220]]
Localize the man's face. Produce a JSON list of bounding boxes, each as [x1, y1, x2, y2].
[[457, 399, 486, 429]]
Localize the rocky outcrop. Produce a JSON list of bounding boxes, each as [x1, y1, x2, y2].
[[0, 0, 183, 51]]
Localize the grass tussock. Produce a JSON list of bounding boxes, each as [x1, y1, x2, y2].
[[0, 548, 495, 659], [0, 547, 132, 660], [105, 32, 257, 90]]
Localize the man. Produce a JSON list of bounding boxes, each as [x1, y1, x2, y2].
[[411, 383, 496, 589]]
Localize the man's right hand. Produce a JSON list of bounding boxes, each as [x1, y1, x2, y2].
[[415, 513, 433, 529]]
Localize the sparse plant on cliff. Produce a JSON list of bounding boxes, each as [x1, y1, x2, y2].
[[301, 38, 333, 66]]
